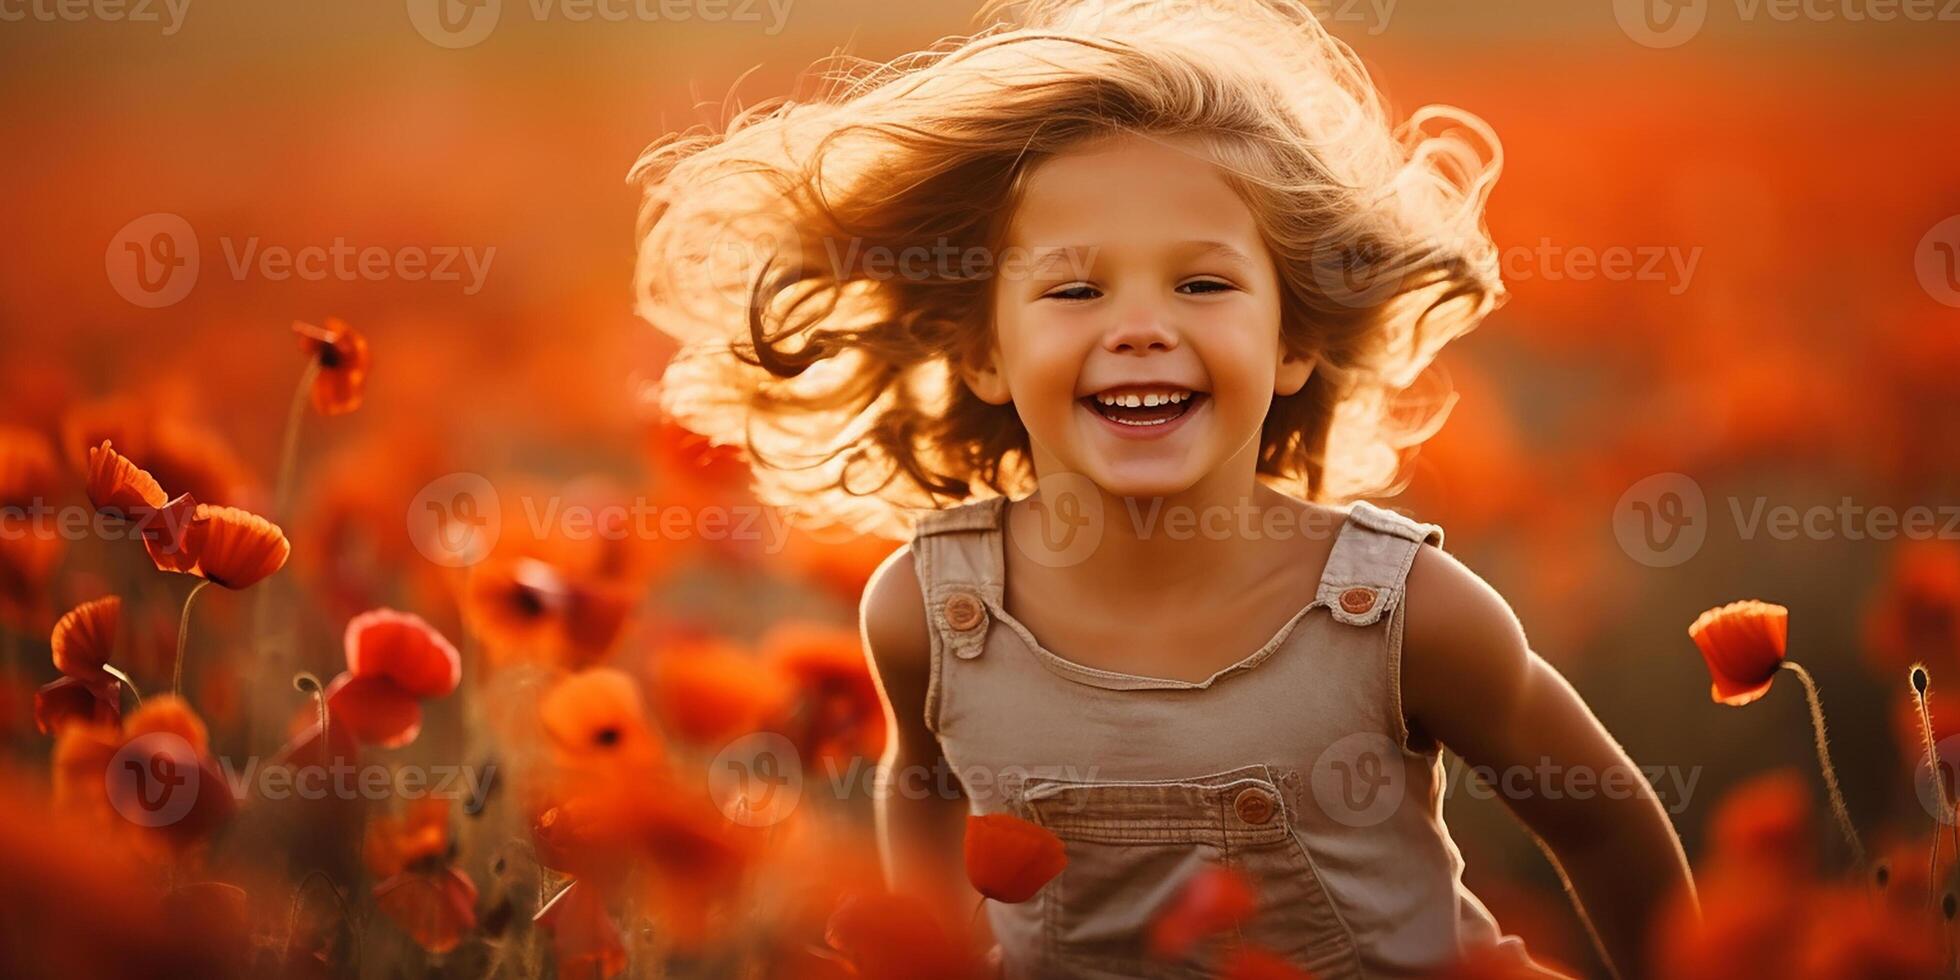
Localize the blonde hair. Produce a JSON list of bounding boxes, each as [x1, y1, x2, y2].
[[632, 0, 1504, 539]]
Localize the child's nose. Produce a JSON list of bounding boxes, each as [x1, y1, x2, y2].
[[1101, 310, 1180, 355]]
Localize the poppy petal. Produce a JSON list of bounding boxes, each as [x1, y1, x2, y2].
[[535, 880, 626, 980], [374, 867, 477, 954], [1689, 600, 1790, 706], [51, 595, 121, 681], [294, 319, 371, 416], [85, 440, 167, 517], [345, 608, 461, 699], [964, 812, 1066, 904], [325, 673, 423, 748], [174, 505, 290, 590], [34, 675, 122, 735]]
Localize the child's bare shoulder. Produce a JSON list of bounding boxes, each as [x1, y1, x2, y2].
[[859, 543, 932, 686], [1402, 543, 1534, 722]]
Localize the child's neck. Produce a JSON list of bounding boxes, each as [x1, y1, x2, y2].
[[1014, 462, 1296, 601]]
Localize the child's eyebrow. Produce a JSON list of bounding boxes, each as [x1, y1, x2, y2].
[[1018, 240, 1255, 275], [1176, 240, 1258, 267]]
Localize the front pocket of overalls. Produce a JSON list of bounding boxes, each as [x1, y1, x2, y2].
[[1016, 766, 1358, 979]]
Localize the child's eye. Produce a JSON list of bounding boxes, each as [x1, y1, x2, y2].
[[1177, 279, 1236, 295], [1043, 284, 1101, 302]]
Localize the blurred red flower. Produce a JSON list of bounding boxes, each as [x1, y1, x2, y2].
[[1148, 864, 1258, 961], [35, 596, 125, 735], [964, 812, 1066, 904], [293, 318, 371, 416]]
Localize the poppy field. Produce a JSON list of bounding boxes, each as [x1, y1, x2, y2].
[[2, 2, 1960, 978]]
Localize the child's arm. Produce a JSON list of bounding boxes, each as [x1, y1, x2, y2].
[[859, 547, 990, 937], [1401, 546, 1699, 980]]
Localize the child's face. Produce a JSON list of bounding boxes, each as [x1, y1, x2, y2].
[[968, 132, 1313, 499]]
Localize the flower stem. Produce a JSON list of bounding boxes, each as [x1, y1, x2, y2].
[[172, 580, 213, 697], [103, 663, 143, 708], [1781, 661, 1866, 870], [1915, 682, 1944, 907], [294, 672, 328, 747], [275, 360, 320, 522]]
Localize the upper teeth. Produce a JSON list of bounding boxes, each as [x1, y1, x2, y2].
[[1095, 390, 1192, 408]]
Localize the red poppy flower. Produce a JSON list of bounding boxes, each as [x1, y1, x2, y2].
[[539, 668, 663, 773], [1705, 769, 1813, 879], [34, 676, 121, 736], [66, 696, 235, 852], [464, 556, 633, 671], [84, 441, 166, 518], [149, 505, 291, 589], [762, 621, 884, 762], [36, 596, 125, 734], [345, 608, 460, 699], [964, 812, 1066, 904], [122, 694, 210, 757], [364, 797, 453, 879], [294, 318, 371, 416], [365, 798, 476, 953], [1147, 865, 1258, 960], [323, 672, 423, 748], [374, 867, 477, 955], [824, 891, 981, 980], [535, 881, 626, 980], [1864, 540, 1960, 675], [1689, 600, 1789, 706], [51, 595, 120, 682], [647, 637, 791, 746], [0, 423, 59, 503]]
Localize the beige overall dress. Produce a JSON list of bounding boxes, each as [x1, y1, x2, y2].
[[910, 495, 1568, 979]]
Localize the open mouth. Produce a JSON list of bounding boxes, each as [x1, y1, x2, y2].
[[1079, 386, 1207, 428]]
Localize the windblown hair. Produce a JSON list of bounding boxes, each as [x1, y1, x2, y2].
[[632, 0, 1504, 539]]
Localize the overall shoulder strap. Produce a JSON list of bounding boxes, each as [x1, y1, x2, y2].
[[907, 496, 1007, 731], [1315, 500, 1445, 627]]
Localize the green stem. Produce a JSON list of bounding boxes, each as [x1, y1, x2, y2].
[[1781, 661, 1866, 870], [172, 580, 213, 698], [103, 663, 143, 709]]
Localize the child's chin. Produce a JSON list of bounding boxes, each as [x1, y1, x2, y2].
[[1081, 463, 1205, 501]]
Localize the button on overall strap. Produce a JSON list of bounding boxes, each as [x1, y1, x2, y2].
[[1315, 500, 1444, 627], [908, 497, 1008, 731]]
